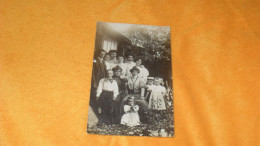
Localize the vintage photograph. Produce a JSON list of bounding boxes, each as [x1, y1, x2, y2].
[[87, 22, 174, 137]]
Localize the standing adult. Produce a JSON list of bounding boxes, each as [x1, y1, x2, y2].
[[108, 50, 118, 68], [90, 49, 106, 108], [116, 55, 127, 77], [123, 67, 149, 123], [126, 67, 146, 99], [125, 54, 136, 76], [134, 57, 149, 81], [92, 49, 107, 88], [103, 53, 111, 70], [112, 65, 127, 123]]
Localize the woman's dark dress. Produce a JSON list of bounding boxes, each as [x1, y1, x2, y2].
[[113, 76, 127, 123]]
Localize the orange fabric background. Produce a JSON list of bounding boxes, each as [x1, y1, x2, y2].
[[0, 0, 259, 145]]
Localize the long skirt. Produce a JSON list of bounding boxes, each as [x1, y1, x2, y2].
[[97, 91, 116, 124]]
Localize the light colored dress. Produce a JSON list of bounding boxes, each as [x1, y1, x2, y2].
[[109, 58, 118, 69], [136, 66, 149, 81], [104, 61, 111, 70], [127, 75, 146, 94], [148, 85, 167, 110], [125, 61, 136, 70], [120, 76, 148, 117], [121, 105, 140, 127], [125, 62, 136, 77], [117, 62, 127, 77]]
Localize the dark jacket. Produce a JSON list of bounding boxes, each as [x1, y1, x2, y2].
[[113, 76, 126, 94], [92, 58, 106, 87]]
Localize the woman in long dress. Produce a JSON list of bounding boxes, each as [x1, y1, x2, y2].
[[112, 65, 127, 123], [122, 66, 149, 123]]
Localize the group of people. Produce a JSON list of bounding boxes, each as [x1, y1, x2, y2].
[[91, 49, 170, 127]]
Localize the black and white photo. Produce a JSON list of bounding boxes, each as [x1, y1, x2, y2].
[[87, 22, 174, 137]]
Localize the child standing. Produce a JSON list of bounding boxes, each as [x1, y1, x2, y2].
[[96, 69, 119, 124], [121, 97, 140, 127], [145, 77, 155, 102], [148, 77, 167, 110]]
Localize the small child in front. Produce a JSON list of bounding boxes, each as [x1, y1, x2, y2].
[[121, 96, 140, 127]]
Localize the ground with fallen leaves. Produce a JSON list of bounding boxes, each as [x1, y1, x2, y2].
[[87, 103, 174, 137]]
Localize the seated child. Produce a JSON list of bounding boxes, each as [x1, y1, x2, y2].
[[121, 97, 140, 127], [148, 77, 167, 110]]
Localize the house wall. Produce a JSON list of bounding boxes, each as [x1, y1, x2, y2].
[[94, 22, 133, 58]]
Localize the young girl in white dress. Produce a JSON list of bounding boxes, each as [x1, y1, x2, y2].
[[148, 77, 167, 110], [121, 97, 140, 127]]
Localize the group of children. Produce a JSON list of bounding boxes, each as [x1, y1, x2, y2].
[[121, 77, 168, 127]]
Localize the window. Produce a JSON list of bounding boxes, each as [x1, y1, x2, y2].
[[102, 38, 117, 52]]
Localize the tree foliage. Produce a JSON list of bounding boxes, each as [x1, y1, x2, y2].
[[123, 25, 171, 60]]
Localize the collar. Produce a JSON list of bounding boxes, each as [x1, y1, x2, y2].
[[110, 58, 117, 61], [105, 78, 114, 83], [131, 75, 138, 80], [97, 57, 103, 61], [113, 76, 120, 79]]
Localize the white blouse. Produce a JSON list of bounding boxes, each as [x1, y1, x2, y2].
[[136, 66, 149, 79], [125, 62, 136, 76], [104, 61, 111, 70], [125, 61, 136, 70], [117, 63, 127, 76], [109, 58, 118, 69], [96, 78, 119, 97], [127, 76, 146, 94]]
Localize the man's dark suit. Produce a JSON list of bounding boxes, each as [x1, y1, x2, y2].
[[90, 58, 106, 108], [92, 58, 106, 87]]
